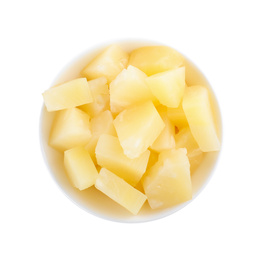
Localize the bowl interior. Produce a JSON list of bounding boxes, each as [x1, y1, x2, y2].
[[40, 40, 222, 223]]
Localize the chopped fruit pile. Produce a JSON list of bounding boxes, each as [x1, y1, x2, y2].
[[42, 44, 220, 215]]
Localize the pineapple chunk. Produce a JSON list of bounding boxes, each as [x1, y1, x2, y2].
[[150, 106, 176, 153], [42, 78, 93, 112], [49, 108, 91, 152], [86, 77, 108, 97], [167, 102, 188, 130], [64, 146, 98, 190], [113, 101, 165, 159], [147, 150, 159, 170], [145, 67, 185, 108], [134, 180, 145, 193], [95, 134, 150, 186], [81, 45, 129, 83], [128, 46, 184, 76], [90, 110, 116, 135], [182, 86, 220, 152], [110, 65, 158, 113], [135, 150, 159, 194], [95, 168, 147, 215], [78, 77, 110, 117], [142, 148, 192, 209], [175, 127, 203, 173], [85, 137, 98, 163], [85, 110, 116, 163]]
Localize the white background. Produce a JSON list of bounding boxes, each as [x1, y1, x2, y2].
[[1, 1, 263, 259]]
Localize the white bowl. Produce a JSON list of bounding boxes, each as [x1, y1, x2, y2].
[[40, 39, 222, 223]]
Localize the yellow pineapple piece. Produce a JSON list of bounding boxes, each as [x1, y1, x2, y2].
[[95, 134, 150, 186], [85, 110, 116, 163], [90, 110, 116, 135], [175, 127, 203, 173], [95, 168, 147, 215], [128, 46, 184, 76], [147, 150, 159, 170], [78, 77, 110, 117], [42, 78, 93, 112], [139, 150, 159, 190], [150, 106, 176, 153], [85, 137, 98, 163], [113, 101, 165, 159], [141, 144, 191, 194], [81, 45, 129, 83], [64, 146, 98, 190], [167, 102, 188, 130], [134, 180, 145, 193], [86, 77, 108, 96], [110, 65, 158, 113], [96, 165, 102, 172], [49, 108, 91, 152], [142, 148, 192, 209], [145, 67, 185, 108], [182, 86, 220, 152]]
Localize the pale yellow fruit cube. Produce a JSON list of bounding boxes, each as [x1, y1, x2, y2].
[[78, 77, 110, 117], [64, 146, 98, 190], [150, 107, 176, 153], [96, 165, 102, 173], [175, 127, 203, 173], [134, 180, 145, 194], [49, 108, 91, 152], [142, 148, 192, 209], [128, 46, 184, 76], [95, 168, 147, 215], [182, 86, 220, 152], [86, 77, 108, 97], [42, 78, 93, 112], [81, 45, 129, 83], [95, 134, 150, 186], [85, 137, 98, 163], [147, 150, 159, 170], [167, 102, 188, 130], [137, 151, 159, 194], [85, 110, 116, 163], [90, 110, 116, 136], [113, 101, 165, 159], [110, 65, 158, 113], [145, 67, 185, 108]]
